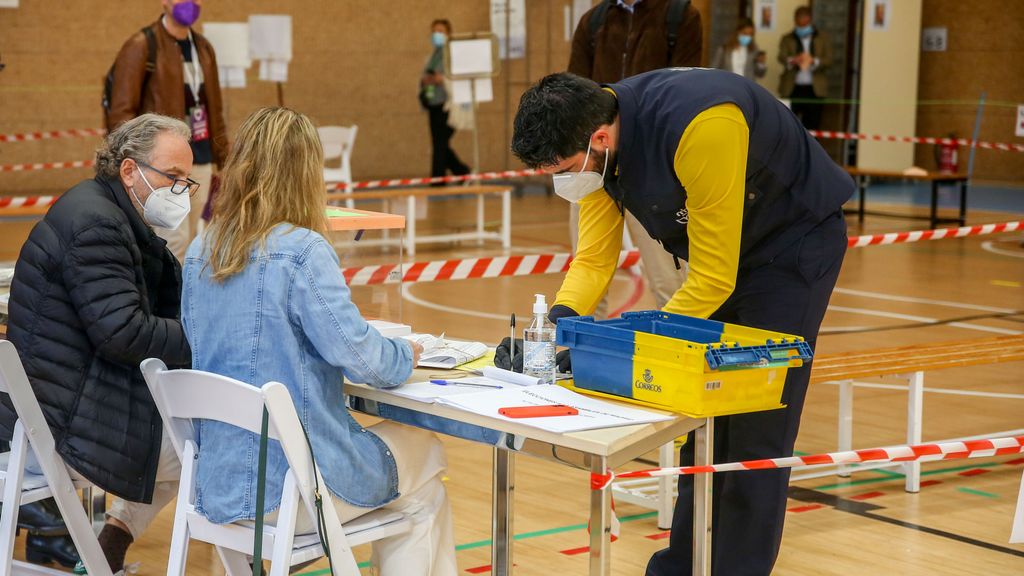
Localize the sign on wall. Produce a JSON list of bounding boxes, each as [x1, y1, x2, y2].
[[922, 27, 947, 51], [491, 0, 526, 59], [754, 0, 776, 32], [1016, 104, 1024, 139], [869, 0, 891, 31]]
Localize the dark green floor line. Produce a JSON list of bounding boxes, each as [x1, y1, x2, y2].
[[956, 487, 1000, 499], [297, 512, 659, 575]]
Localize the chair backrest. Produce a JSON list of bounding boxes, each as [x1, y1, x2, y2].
[[0, 341, 56, 456], [317, 125, 358, 181], [141, 359, 348, 567]]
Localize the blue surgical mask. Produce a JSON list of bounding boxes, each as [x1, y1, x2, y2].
[[431, 31, 447, 48], [738, 34, 752, 47], [796, 25, 813, 38]]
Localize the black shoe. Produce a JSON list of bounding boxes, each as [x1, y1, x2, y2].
[[17, 499, 69, 536], [25, 534, 81, 568]]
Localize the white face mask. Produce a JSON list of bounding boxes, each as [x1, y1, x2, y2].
[[131, 166, 191, 230], [551, 140, 609, 203]]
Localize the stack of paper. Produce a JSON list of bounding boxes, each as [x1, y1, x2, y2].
[[387, 382, 671, 433], [403, 334, 487, 369]]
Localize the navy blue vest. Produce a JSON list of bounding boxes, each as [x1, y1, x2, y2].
[[605, 68, 853, 269]]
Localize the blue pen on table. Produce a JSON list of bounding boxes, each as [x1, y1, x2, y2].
[[430, 379, 503, 389]]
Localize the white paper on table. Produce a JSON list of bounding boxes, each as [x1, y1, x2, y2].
[[438, 385, 672, 433], [258, 59, 289, 82], [481, 366, 541, 387], [219, 66, 247, 89], [385, 380, 501, 403], [249, 15, 292, 61], [202, 23, 251, 69], [451, 78, 493, 105], [449, 38, 493, 76]]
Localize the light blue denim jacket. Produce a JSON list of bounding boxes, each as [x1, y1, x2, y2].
[[182, 225, 414, 523]]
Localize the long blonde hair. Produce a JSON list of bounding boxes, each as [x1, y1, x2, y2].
[[207, 107, 329, 281]]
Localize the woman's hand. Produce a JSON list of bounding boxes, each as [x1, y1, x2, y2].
[[410, 340, 424, 367]]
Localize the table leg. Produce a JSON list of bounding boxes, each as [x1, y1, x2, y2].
[[405, 196, 417, 257], [692, 418, 713, 576], [930, 180, 939, 229], [588, 455, 612, 575], [959, 180, 968, 226], [492, 447, 515, 576], [501, 190, 511, 249], [905, 371, 924, 493], [657, 441, 675, 530], [476, 194, 485, 245], [837, 379, 854, 478], [858, 176, 866, 224]]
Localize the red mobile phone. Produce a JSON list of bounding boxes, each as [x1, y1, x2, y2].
[[498, 405, 579, 418]]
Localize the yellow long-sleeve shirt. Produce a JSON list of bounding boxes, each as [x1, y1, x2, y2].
[[555, 103, 749, 320]]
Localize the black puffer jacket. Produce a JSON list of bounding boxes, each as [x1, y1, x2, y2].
[[0, 176, 191, 503]]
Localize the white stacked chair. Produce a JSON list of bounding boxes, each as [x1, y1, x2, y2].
[[318, 126, 359, 209], [141, 358, 412, 576], [0, 340, 112, 576]]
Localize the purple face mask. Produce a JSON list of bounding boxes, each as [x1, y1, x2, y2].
[[171, 1, 201, 27]]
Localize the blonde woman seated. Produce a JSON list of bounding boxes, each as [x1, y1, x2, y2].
[[181, 107, 457, 575]]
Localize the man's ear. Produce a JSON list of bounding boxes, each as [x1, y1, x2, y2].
[[119, 158, 137, 189], [592, 126, 613, 149]]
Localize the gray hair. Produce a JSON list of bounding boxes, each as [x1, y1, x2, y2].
[[95, 114, 191, 180]]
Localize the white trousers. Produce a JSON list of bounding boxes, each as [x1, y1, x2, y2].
[[154, 162, 213, 263], [26, 434, 181, 540], [267, 421, 456, 576]]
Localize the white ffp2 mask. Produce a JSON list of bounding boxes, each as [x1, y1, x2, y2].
[[551, 140, 609, 203], [131, 168, 191, 230]]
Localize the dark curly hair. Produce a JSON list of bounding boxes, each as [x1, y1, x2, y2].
[[510, 73, 617, 169]]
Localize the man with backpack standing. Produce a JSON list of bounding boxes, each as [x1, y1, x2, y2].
[[105, 0, 228, 263], [566, 0, 702, 317]]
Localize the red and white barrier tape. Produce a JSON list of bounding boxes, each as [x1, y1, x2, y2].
[[0, 128, 106, 143], [330, 169, 544, 190], [590, 435, 1024, 490], [338, 220, 1023, 286], [0, 195, 58, 210], [809, 130, 1024, 153], [0, 160, 95, 173]]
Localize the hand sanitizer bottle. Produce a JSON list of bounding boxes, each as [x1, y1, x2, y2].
[[523, 294, 557, 385]]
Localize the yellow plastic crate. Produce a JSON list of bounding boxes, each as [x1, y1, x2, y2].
[[555, 311, 812, 418]]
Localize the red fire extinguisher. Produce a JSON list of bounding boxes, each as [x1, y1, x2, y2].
[[935, 133, 959, 173]]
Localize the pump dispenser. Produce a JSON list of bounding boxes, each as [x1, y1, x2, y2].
[[523, 294, 557, 385]]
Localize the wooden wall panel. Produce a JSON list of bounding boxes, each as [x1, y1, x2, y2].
[[916, 0, 1024, 183]]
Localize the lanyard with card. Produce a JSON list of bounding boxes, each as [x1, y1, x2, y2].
[[184, 32, 209, 142]]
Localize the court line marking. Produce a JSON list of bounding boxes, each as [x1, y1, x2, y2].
[[819, 380, 1024, 400], [981, 240, 1024, 259], [832, 287, 1019, 313], [827, 305, 1023, 335]]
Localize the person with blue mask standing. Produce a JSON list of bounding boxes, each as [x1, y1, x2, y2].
[[711, 18, 766, 81], [778, 5, 832, 130], [419, 19, 470, 184]]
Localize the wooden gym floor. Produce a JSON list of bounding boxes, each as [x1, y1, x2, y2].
[[3, 190, 1023, 574]]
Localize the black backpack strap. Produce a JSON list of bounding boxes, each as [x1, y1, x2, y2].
[[588, 0, 612, 50], [665, 0, 691, 57], [141, 26, 157, 87]]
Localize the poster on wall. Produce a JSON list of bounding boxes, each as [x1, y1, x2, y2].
[[491, 0, 526, 59], [1016, 105, 1024, 138], [0, 0, 18, 8], [754, 0, 776, 32], [870, 0, 890, 31]]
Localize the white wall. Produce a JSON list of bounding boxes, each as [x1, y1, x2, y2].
[[856, 0, 923, 170]]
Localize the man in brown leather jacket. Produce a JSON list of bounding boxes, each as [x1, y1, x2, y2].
[[565, 0, 702, 319], [107, 0, 228, 263]]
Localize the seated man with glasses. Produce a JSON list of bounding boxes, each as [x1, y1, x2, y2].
[[0, 114, 193, 573]]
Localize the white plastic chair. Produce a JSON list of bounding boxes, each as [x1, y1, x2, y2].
[[318, 126, 358, 209], [0, 340, 112, 576], [141, 359, 412, 576]]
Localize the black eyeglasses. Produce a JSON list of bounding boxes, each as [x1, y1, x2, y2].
[[135, 160, 201, 196]]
